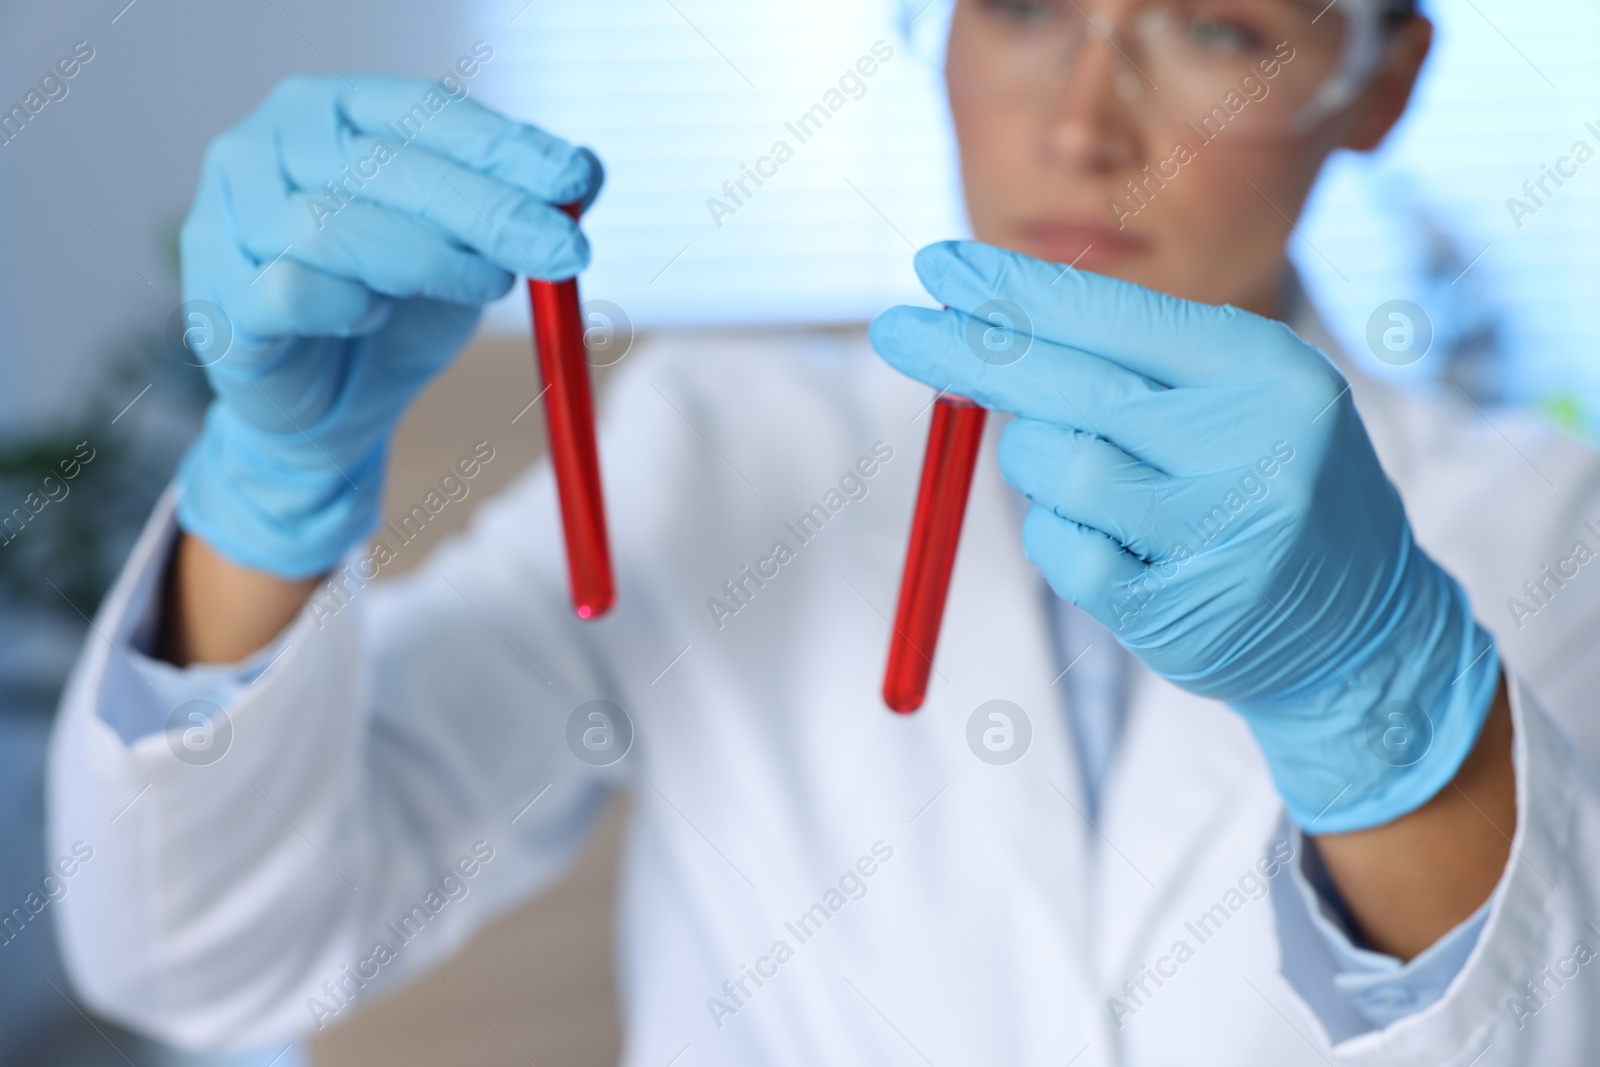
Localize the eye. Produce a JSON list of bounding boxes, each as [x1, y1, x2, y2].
[[1183, 11, 1264, 52], [980, 0, 1061, 26]]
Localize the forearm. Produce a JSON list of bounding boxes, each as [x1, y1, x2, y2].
[[158, 532, 321, 666], [1312, 675, 1515, 961]]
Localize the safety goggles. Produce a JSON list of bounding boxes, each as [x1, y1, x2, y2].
[[908, 0, 1418, 139]]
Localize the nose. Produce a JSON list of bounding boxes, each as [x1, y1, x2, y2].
[[1039, 32, 1146, 172]]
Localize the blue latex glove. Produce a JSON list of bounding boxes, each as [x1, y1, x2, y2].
[[871, 241, 1500, 832], [174, 75, 602, 578]]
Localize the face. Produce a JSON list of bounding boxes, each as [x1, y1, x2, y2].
[[945, 0, 1430, 315]]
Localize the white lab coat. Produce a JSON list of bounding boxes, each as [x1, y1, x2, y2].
[[48, 305, 1600, 1066]]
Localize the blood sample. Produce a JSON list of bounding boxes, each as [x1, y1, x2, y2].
[[527, 202, 615, 619], [882, 394, 988, 712]]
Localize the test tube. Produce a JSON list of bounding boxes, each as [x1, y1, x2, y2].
[[882, 394, 988, 712], [526, 202, 615, 619]]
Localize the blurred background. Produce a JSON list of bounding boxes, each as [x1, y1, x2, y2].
[[1, 0, 1595, 1063]]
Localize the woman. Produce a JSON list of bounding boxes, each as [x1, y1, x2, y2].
[[49, 0, 1600, 1063]]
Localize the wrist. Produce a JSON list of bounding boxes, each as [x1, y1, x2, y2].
[[161, 531, 322, 666], [175, 403, 387, 579], [1239, 553, 1500, 833], [1309, 685, 1514, 960]]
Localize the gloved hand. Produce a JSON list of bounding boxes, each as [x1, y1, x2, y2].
[[871, 241, 1500, 832], [174, 75, 602, 578]]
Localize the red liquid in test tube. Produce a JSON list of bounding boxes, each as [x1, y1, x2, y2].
[[882, 394, 988, 713], [527, 202, 615, 619]]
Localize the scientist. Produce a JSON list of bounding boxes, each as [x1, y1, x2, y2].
[[49, 0, 1600, 1063]]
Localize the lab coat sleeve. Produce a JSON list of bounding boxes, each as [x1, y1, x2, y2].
[[86, 494, 297, 747], [1278, 825, 1492, 1038], [46, 468, 627, 1050], [1275, 674, 1600, 1065]]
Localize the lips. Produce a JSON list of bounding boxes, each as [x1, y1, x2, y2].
[[1017, 220, 1153, 272]]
